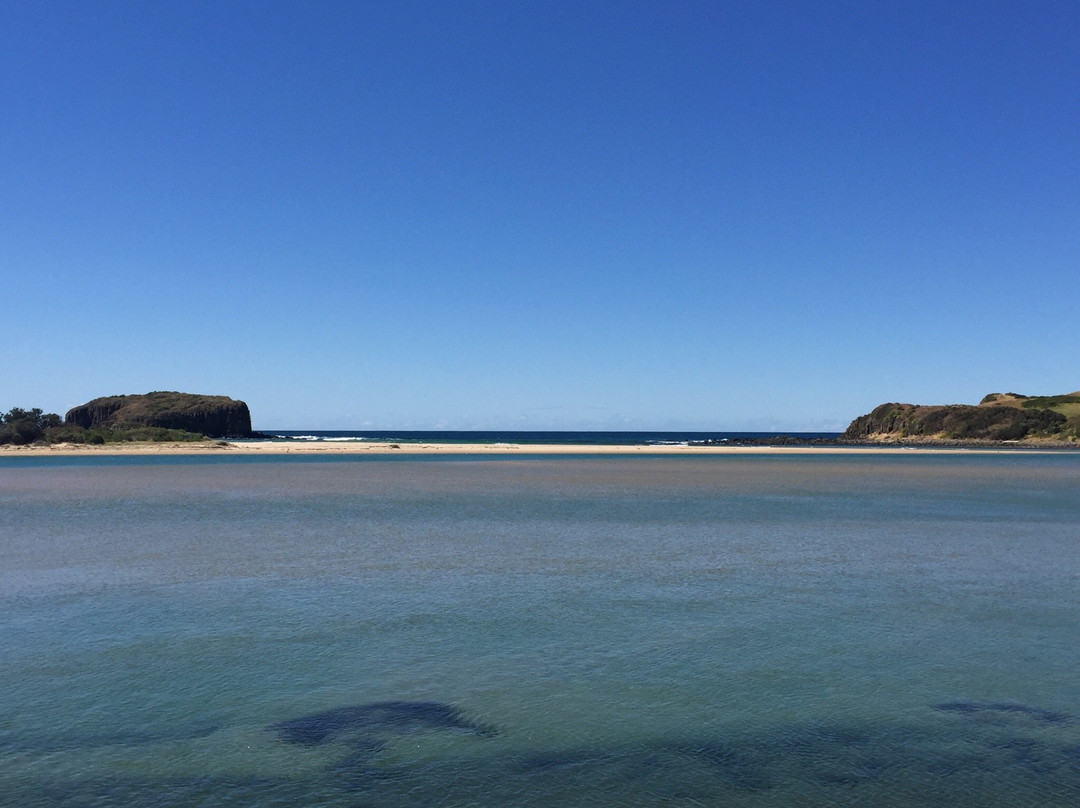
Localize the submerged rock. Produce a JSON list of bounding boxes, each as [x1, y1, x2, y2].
[[933, 701, 1070, 723], [271, 701, 497, 747]]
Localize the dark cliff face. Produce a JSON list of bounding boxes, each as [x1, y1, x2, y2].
[[65, 392, 253, 438], [843, 402, 1066, 441]]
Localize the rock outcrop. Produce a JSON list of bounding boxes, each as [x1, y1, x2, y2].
[[65, 392, 253, 438]]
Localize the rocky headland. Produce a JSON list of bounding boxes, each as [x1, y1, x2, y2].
[[65, 392, 254, 438], [842, 392, 1080, 445]]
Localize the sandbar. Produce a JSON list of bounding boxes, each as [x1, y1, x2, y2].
[[0, 440, 1071, 457]]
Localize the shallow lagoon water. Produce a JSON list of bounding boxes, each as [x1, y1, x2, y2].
[[1, 454, 1078, 806]]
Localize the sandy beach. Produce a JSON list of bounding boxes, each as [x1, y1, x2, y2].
[[1, 440, 1071, 457]]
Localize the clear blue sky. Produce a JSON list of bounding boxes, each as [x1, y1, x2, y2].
[[3, 1, 1077, 430]]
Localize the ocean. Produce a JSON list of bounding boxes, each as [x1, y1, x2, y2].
[[260, 430, 841, 445], [1, 451, 1078, 806]]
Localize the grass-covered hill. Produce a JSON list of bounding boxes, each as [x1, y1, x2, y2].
[[844, 392, 1080, 443]]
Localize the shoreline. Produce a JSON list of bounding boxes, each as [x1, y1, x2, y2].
[[2, 439, 1077, 457]]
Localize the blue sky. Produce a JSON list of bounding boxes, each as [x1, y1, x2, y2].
[[3, 1, 1077, 430]]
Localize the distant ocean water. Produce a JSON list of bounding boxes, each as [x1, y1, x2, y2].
[[260, 430, 842, 445], [2, 452, 1079, 806]]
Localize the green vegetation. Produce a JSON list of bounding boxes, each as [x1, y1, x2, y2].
[[53, 425, 208, 444], [845, 390, 1080, 443], [1, 405, 210, 445], [0, 408, 62, 445], [1019, 395, 1080, 409], [979, 392, 1080, 437]]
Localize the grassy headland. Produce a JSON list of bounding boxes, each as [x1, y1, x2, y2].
[[843, 391, 1080, 444]]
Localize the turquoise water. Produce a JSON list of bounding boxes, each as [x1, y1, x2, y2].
[[2, 454, 1078, 806]]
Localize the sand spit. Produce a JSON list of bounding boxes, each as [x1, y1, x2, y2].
[[1, 440, 1073, 457]]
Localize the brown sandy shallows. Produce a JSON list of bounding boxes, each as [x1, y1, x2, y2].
[[0, 440, 1070, 457]]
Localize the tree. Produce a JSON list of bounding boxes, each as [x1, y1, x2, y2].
[[0, 407, 63, 444]]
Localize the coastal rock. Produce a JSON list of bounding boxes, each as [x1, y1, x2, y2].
[[65, 392, 253, 438]]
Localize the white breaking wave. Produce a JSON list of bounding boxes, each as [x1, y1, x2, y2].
[[273, 434, 373, 442]]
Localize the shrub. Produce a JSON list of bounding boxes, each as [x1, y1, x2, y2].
[[44, 425, 89, 443], [1021, 395, 1080, 409], [2, 406, 210, 445]]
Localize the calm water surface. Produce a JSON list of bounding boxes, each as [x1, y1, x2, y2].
[[1, 454, 1078, 806]]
